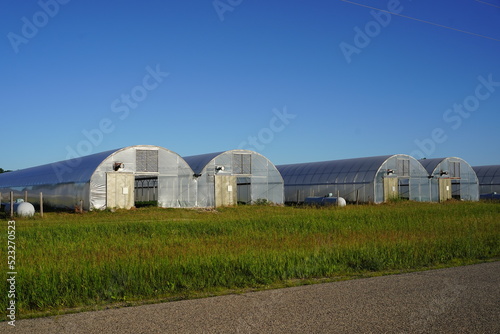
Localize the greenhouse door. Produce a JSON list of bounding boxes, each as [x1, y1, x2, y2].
[[215, 175, 237, 207], [383, 177, 398, 201], [237, 177, 251, 204], [134, 176, 158, 204], [106, 172, 135, 209], [439, 178, 452, 202]]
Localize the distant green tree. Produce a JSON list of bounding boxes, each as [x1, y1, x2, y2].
[[0, 168, 12, 173]]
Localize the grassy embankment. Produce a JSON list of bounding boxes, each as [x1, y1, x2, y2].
[[1, 201, 499, 319]]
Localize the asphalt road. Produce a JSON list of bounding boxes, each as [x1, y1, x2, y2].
[[3, 262, 499, 334]]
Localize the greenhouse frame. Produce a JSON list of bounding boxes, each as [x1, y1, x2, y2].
[[472, 165, 500, 197], [183, 150, 284, 207], [0, 145, 197, 210], [420, 157, 479, 202], [277, 154, 431, 204]]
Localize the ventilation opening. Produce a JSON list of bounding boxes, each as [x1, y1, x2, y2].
[[450, 161, 461, 178], [397, 159, 410, 177], [136, 150, 159, 173], [233, 154, 252, 174]]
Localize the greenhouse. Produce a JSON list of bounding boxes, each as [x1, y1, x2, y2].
[[472, 165, 500, 197], [420, 157, 479, 202], [277, 154, 431, 204], [0, 145, 197, 210], [183, 150, 284, 207]]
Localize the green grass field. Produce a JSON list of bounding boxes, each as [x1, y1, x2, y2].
[[1, 201, 499, 319]]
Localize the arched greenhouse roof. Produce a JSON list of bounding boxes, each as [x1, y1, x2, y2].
[[473, 165, 500, 186], [183, 151, 225, 175], [183, 150, 282, 175], [0, 145, 191, 188], [420, 157, 478, 179], [0, 148, 119, 187], [277, 155, 397, 186], [419, 158, 447, 175], [183, 149, 284, 207]]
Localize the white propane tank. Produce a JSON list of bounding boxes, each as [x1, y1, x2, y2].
[[323, 196, 347, 207], [17, 202, 35, 217], [304, 196, 347, 207], [4, 199, 35, 217]]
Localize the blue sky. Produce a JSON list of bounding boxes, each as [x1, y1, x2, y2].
[[1, 0, 499, 170]]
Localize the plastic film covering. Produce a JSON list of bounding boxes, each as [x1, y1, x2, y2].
[[0, 145, 197, 211], [278, 154, 431, 204], [472, 165, 500, 196], [183, 150, 284, 207], [421, 157, 479, 201], [0, 149, 117, 210], [90, 146, 196, 209]]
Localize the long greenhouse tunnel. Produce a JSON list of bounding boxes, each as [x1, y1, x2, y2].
[[277, 154, 432, 204]]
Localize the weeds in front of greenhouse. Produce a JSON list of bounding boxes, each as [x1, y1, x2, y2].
[[1, 201, 499, 319]]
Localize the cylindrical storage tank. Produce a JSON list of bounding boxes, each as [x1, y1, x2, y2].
[[479, 192, 500, 200], [4, 200, 36, 217], [4, 200, 22, 214], [304, 196, 346, 207], [323, 196, 347, 207], [304, 197, 325, 205], [17, 202, 35, 217]]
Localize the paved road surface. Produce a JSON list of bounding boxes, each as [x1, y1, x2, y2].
[[3, 262, 499, 333]]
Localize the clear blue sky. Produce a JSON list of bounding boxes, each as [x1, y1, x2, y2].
[[1, 0, 499, 170]]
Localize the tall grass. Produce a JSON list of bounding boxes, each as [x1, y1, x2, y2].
[[1, 201, 499, 317]]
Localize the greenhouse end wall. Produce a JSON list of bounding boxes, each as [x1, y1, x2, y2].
[[421, 158, 479, 202], [89, 146, 197, 210], [184, 150, 284, 207]]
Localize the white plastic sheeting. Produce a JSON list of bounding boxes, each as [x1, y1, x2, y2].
[[0, 145, 197, 210], [277, 154, 431, 204], [420, 157, 479, 201], [183, 150, 284, 207], [473, 165, 500, 196]]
